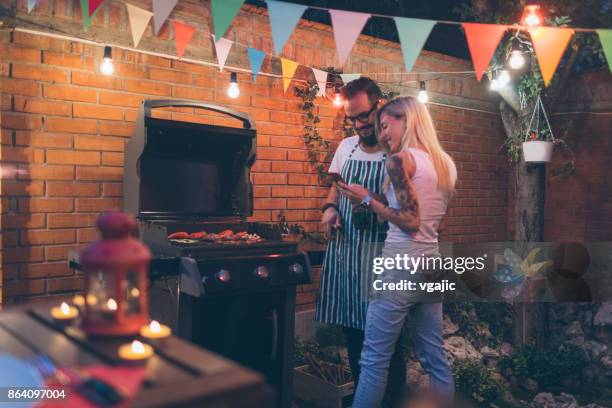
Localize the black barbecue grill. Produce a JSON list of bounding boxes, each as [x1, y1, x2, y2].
[[124, 100, 312, 408]]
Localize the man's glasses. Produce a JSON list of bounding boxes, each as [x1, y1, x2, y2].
[[344, 101, 379, 126]]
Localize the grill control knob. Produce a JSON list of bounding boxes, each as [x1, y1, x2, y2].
[[254, 266, 269, 279], [289, 263, 304, 275], [215, 269, 231, 283]]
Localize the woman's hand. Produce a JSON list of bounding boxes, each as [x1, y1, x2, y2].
[[336, 182, 369, 204]]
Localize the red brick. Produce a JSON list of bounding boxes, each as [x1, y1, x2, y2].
[[2, 146, 44, 163], [102, 183, 123, 197], [44, 84, 97, 102], [47, 276, 85, 293], [47, 150, 100, 165], [271, 186, 304, 197], [251, 96, 285, 110], [73, 104, 123, 121], [13, 96, 71, 116], [172, 85, 214, 101], [47, 214, 98, 229], [77, 227, 99, 242], [20, 262, 74, 279], [21, 229, 75, 245], [270, 136, 304, 149], [12, 63, 69, 83], [253, 173, 287, 185], [76, 166, 122, 181], [47, 182, 100, 197], [4, 246, 44, 263], [1, 78, 40, 96], [42, 51, 83, 69], [124, 79, 171, 96], [254, 198, 286, 210], [45, 244, 86, 262], [258, 147, 287, 160], [44, 117, 97, 134], [20, 165, 74, 181], [4, 279, 45, 296], [72, 71, 121, 90], [272, 161, 303, 173], [149, 68, 192, 84], [1, 45, 41, 63], [74, 135, 125, 151], [287, 198, 320, 209], [99, 91, 143, 108], [1, 113, 42, 130], [99, 122, 134, 137], [15, 132, 73, 148], [19, 198, 74, 213], [75, 198, 122, 212], [253, 186, 270, 197], [2, 180, 45, 196], [101, 152, 123, 166]]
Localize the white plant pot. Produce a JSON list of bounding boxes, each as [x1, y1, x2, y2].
[[522, 141, 553, 163]]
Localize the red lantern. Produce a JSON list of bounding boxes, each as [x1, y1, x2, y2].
[[80, 212, 151, 336]]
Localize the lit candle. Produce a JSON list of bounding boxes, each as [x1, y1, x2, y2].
[[140, 320, 171, 340], [107, 298, 117, 311], [118, 340, 153, 361], [51, 302, 79, 322], [72, 295, 85, 308]]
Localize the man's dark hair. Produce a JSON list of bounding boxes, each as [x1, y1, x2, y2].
[[339, 77, 383, 106]]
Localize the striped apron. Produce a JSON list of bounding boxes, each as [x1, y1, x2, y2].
[[315, 144, 387, 330]]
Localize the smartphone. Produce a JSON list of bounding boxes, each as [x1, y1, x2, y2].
[[327, 172, 345, 184], [76, 378, 124, 406]]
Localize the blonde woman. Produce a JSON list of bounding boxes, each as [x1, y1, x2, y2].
[[337, 96, 456, 406]]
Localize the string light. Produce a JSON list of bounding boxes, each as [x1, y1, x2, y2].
[[100, 46, 114, 76], [227, 72, 240, 99], [521, 0, 542, 30], [417, 81, 429, 103], [508, 37, 526, 70]]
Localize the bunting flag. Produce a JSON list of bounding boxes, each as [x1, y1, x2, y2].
[[394, 17, 436, 74], [248, 48, 266, 81], [311, 68, 328, 97], [340, 73, 360, 84], [213, 36, 233, 71], [153, 0, 178, 34], [27, 0, 40, 13], [80, 0, 102, 30], [173, 21, 196, 58], [211, 0, 245, 39], [267, 0, 308, 56], [281, 58, 299, 93], [88, 0, 105, 16], [126, 4, 153, 48], [598, 30, 612, 72], [329, 9, 371, 67], [530, 27, 574, 86], [463, 23, 508, 81]]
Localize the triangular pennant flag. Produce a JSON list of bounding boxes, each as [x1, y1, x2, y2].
[[173, 21, 196, 58], [312, 68, 328, 97], [88, 0, 105, 16], [211, 0, 245, 39], [463, 23, 508, 81], [394, 17, 436, 73], [531, 27, 575, 86], [27, 0, 40, 13], [248, 48, 266, 81], [213, 36, 233, 71], [126, 4, 153, 47], [597, 30, 612, 72], [80, 0, 102, 30], [153, 0, 178, 34], [329, 9, 371, 67], [267, 0, 307, 56], [281, 58, 299, 93], [340, 73, 360, 84]]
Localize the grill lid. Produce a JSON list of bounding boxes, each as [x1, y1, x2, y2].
[[124, 100, 257, 221]]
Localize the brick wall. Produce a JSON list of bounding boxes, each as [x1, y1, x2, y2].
[[0, 0, 508, 306]]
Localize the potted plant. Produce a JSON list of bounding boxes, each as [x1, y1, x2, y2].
[[522, 96, 555, 163]]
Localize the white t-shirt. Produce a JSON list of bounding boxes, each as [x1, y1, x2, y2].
[[328, 136, 386, 174]]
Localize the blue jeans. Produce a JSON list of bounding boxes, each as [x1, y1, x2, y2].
[[352, 301, 454, 407]]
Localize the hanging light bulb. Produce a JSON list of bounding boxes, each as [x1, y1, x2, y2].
[[489, 70, 499, 91], [332, 85, 343, 107], [508, 38, 526, 70], [417, 81, 429, 103], [521, 0, 542, 30], [100, 46, 114, 76], [497, 69, 511, 88], [227, 72, 240, 99]]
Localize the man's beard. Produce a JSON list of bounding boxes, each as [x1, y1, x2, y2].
[[356, 125, 378, 147]]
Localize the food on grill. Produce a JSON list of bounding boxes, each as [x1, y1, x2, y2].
[[168, 229, 263, 245], [168, 231, 189, 239]]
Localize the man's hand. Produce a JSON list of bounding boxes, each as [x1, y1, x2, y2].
[[336, 182, 369, 205], [321, 207, 341, 240]]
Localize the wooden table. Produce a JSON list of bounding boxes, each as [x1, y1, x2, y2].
[[0, 303, 273, 407]]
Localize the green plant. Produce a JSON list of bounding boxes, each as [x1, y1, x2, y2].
[[315, 325, 346, 348], [453, 359, 504, 404], [294, 337, 320, 367]]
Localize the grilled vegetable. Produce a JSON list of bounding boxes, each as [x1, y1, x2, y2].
[[168, 231, 189, 239], [218, 229, 234, 236], [188, 231, 207, 239]]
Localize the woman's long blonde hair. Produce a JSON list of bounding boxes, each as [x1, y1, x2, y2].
[[376, 96, 456, 194]]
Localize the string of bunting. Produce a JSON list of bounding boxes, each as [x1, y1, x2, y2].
[[27, 0, 612, 94]]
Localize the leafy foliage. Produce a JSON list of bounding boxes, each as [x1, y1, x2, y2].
[[453, 359, 504, 404]]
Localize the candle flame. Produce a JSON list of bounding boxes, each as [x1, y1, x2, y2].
[[150, 320, 161, 333], [60, 302, 70, 315], [107, 298, 117, 311], [130, 287, 140, 297], [131, 340, 145, 354]]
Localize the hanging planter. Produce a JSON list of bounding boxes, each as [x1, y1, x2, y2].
[[522, 96, 555, 163]]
